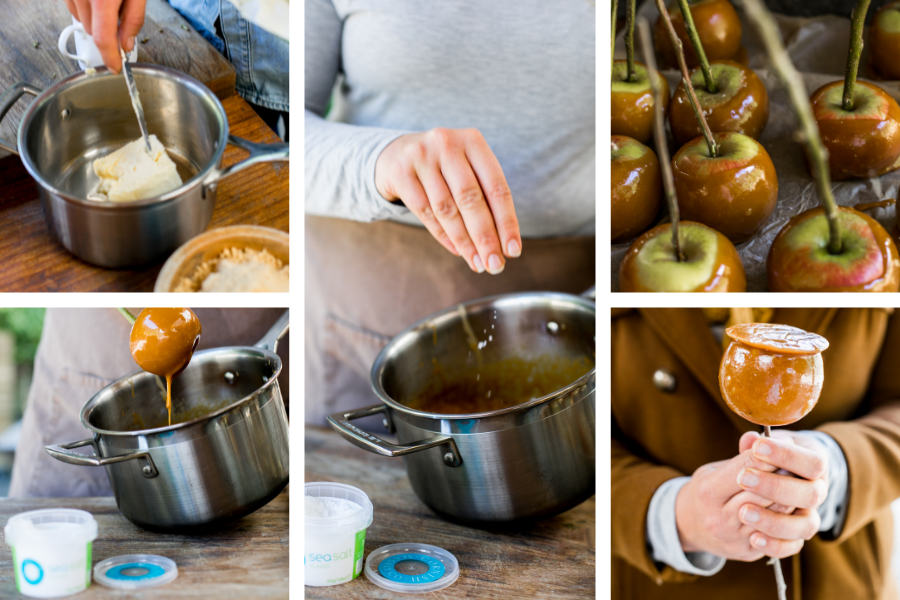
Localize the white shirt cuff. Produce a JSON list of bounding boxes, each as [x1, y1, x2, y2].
[[796, 430, 849, 535], [646, 476, 726, 576]]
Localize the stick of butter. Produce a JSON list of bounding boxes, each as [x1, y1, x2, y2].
[[92, 134, 183, 202]]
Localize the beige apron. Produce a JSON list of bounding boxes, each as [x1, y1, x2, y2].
[[305, 216, 595, 425], [9, 308, 289, 498]]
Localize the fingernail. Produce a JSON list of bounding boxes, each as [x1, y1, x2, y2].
[[752, 534, 767, 548], [507, 239, 521, 258], [472, 254, 485, 273], [755, 441, 772, 456], [742, 507, 760, 523], [739, 469, 759, 487], [487, 254, 504, 274]]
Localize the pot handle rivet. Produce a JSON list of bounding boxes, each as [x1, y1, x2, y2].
[[60, 109, 70, 121]]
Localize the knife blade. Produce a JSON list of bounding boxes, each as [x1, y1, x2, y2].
[[119, 47, 152, 153]]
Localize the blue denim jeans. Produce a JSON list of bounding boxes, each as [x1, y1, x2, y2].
[[166, 0, 289, 112]]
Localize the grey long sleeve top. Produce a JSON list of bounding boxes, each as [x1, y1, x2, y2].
[[305, 0, 596, 237]]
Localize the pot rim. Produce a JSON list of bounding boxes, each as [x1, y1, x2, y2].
[[79, 345, 282, 437], [16, 64, 229, 209], [371, 291, 596, 421]]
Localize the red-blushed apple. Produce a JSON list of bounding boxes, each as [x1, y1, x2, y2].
[[612, 61, 670, 144], [669, 60, 769, 147], [768, 206, 900, 292], [619, 221, 746, 292], [811, 80, 900, 180], [655, 0, 743, 69], [612, 136, 662, 243], [671, 131, 778, 243]]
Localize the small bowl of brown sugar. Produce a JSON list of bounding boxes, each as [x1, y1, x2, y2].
[[154, 225, 289, 292]]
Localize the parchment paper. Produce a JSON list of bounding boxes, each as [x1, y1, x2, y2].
[[612, 4, 900, 292]]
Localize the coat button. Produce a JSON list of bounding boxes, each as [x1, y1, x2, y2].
[[653, 369, 677, 393]]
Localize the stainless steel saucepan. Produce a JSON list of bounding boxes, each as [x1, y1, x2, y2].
[[45, 310, 290, 532], [328, 292, 595, 524], [0, 65, 289, 267]]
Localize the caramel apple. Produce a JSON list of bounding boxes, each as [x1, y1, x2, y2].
[[719, 323, 828, 427], [868, 1, 900, 80], [811, 81, 900, 180], [130, 307, 202, 425], [612, 60, 671, 143], [655, 0, 743, 69], [669, 60, 769, 147], [767, 206, 900, 292], [672, 131, 777, 243], [619, 221, 746, 292], [612, 136, 662, 243]]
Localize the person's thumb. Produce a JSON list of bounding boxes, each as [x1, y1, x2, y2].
[[118, 0, 147, 53]]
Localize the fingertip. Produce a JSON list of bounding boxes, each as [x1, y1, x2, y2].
[[506, 238, 521, 258], [750, 533, 767, 548]]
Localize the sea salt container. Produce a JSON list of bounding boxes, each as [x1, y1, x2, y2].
[[4, 509, 98, 598], [305, 482, 374, 586]]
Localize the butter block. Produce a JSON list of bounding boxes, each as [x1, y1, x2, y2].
[[92, 135, 182, 202]]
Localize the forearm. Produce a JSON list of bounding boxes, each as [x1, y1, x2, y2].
[[304, 111, 411, 221]]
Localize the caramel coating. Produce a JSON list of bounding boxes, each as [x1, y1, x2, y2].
[[618, 221, 747, 292], [130, 308, 202, 378], [767, 206, 900, 293], [727, 323, 829, 355], [868, 2, 900, 80], [655, 0, 743, 69], [611, 61, 670, 144], [669, 60, 769, 148], [811, 81, 900, 180], [719, 339, 824, 427], [672, 132, 778, 243], [611, 136, 662, 243]]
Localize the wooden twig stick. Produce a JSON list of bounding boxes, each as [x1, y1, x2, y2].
[[655, 0, 718, 157], [843, 0, 872, 111], [638, 17, 683, 261], [612, 0, 619, 76], [742, 0, 843, 255], [626, 0, 636, 82], [676, 0, 717, 93]]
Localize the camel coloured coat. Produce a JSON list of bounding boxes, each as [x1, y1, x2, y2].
[[612, 307, 900, 600]]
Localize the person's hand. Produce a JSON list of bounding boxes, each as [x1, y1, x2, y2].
[[64, 0, 148, 72], [675, 431, 826, 561], [374, 128, 522, 274], [735, 430, 830, 548]]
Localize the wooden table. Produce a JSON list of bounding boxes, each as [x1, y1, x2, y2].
[[305, 426, 596, 599], [0, 0, 288, 292], [0, 489, 289, 599]]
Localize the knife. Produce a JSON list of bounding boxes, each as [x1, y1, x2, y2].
[[119, 46, 152, 153]]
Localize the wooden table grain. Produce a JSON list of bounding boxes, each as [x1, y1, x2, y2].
[[0, 488, 289, 599], [305, 425, 596, 599]]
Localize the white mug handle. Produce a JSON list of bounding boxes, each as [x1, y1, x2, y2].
[[58, 23, 87, 62]]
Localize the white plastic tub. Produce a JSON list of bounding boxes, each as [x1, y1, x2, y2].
[[305, 482, 373, 587], [4, 509, 98, 598]]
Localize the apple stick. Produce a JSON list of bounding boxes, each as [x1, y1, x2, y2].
[[762, 425, 788, 600], [639, 17, 684, 262], [612, 0, 618, 76], [742, 0, 843, 255], [675, 0, 718, 93], [655, 0, 719, 158], [843, 0, 873, 111], [626, 0, 636, 82]]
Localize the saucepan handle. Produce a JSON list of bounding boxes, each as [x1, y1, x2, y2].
[[0, 82, 41, 155], [327, 404, 463, 467], [45, 438, 158, 478], [202, 134, 289, 196], [255, 309, 289, 353]]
